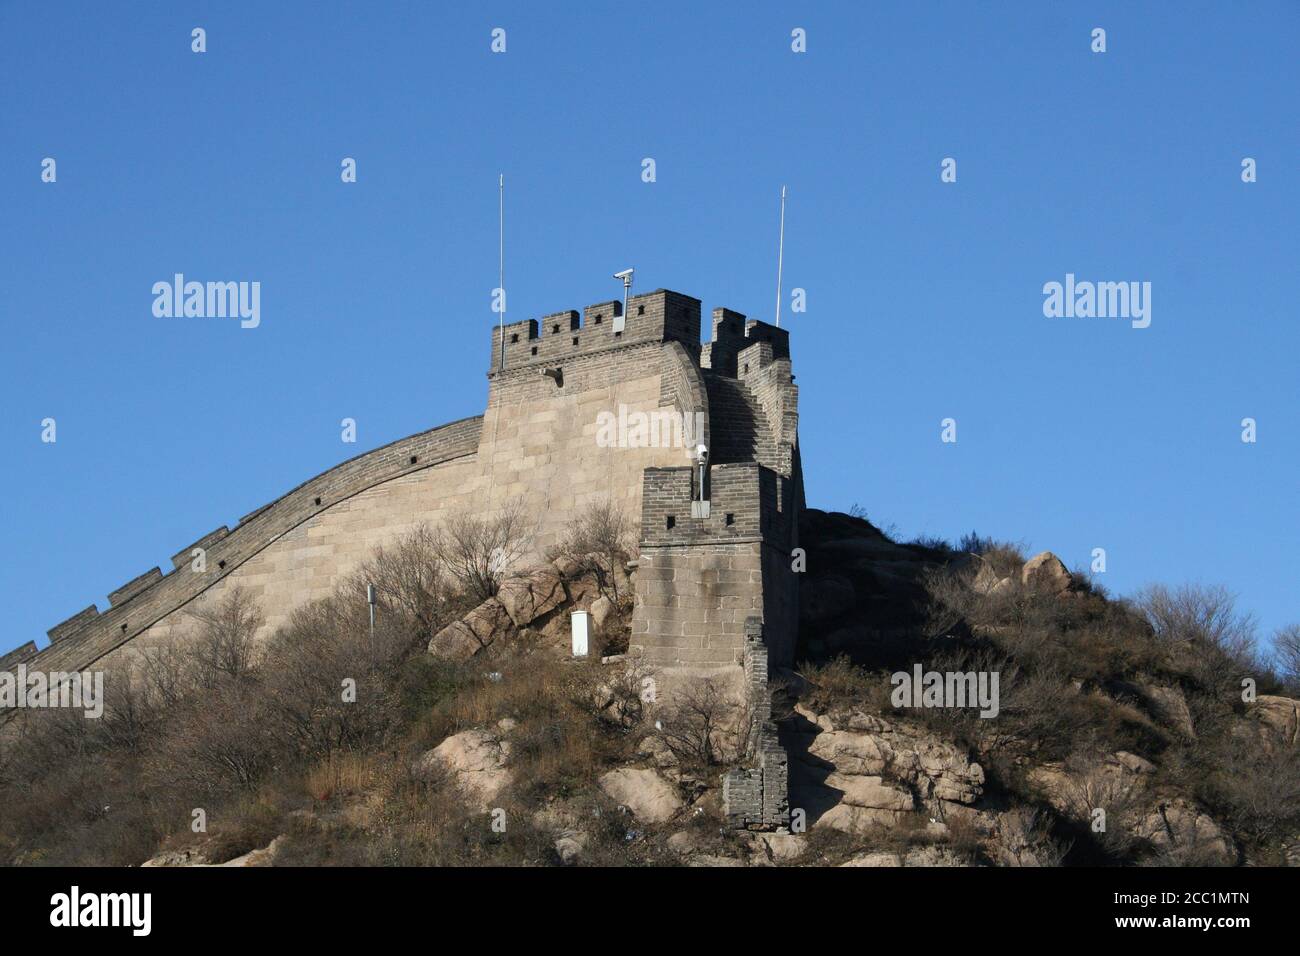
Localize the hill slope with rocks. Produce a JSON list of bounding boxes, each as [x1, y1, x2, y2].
[[2, 508, 1296, 867]]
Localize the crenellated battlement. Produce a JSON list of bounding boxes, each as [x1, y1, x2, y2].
[[489, 289, 702, 376]]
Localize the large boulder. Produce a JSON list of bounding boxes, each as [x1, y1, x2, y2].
[[495, 565, 566, 628], [1249, 695, 1300, 751], [803, 712, 985, 806], [141, 846, 210, 867], [826, 773, 914, 813], [814, 803, 906, 834], [590, 594, 614, 633], [428, 597, 514, 659], [220, 836, 284, 867], [1141, 683, 1196, 738], [598, 768, 683, 823], [1020, 551, 1073, 594], [417, 729, 513, 808], [1136, 798, 1234, 864]]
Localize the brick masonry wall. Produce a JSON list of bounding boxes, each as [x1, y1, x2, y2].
[[723, 618, 790, 829], [20, 306, 715, 682], [632, 541, 764, 666], [27, 416, 486, 679], [490, 289, 701, 373], [13, 287, 798, 724]]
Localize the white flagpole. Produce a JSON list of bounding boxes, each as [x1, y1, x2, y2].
[[775, 185, 787, 327], [498, 174, 505, 370]]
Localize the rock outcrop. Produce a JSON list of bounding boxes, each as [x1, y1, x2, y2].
[[417, 729, 513, 808], [1020, 551, 1073, 595], [790, 704, 984, 835], [598, 768, 683, 823]]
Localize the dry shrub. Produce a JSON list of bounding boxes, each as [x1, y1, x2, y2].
[[430, 500, 534, 601], [417, 647, 637, 801], [185, 585, 264, 685], [1054, 752, 1145, 861], [1275, 623, 1300, 695], [656, 678, 744, 769], [797, 655, 881, 714], [1198, 740, 1300, 850], [304, 752, 379, 803], [998, 806, 1072, 867], [548, 499, 636, 603], [354, 523, 459, 641]]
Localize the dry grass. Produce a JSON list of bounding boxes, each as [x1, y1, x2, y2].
[[304, 753, 380, 803]]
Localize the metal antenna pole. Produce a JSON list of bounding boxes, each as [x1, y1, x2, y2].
[[498, 174, 505, 370], [775, 185, 787, 327], [366, 584, 376, 664]]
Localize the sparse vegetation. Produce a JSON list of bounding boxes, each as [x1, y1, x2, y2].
[[547, 499, 634, 602], [429, 500, 535, 601], [3, 505, 1295, 869]]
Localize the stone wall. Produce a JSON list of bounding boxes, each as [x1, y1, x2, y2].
[[17, 291, 717, 682], [722, 618, 790, 829], [10, 284, 801, 776], [29, 416, 486, 678]]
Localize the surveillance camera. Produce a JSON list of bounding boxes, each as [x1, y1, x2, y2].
[[614, 268, 634, 281], [695, 443, 708, 460]]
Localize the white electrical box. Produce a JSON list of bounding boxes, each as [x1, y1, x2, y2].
[[570, 610, 590, 658]]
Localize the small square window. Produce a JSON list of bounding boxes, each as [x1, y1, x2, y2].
[[638, 305, 645, 315], [572, 337, 579, 346], [314, 496, 322, 505], [510, 333, 519, 343], [552, 324, 560, 334], [666, 515, 676, 530], [410, 455, 418, 465], [531, 346, 538, 355], [594, 316, 602, 324], [725, 513, 735, 526]]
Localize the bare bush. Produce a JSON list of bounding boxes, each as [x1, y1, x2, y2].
[[355, 524, 455, 642], [1274, 623, 1300, 695], [1056, 754, 1144, 860], [186, 586, 264, 685], [1137, 583, 1258, 666], [148, 680, 277, 794], [657, 679, 738, 768], [257, 595, 406, 762], [797, 655, 880, 715], [1200, 741, 1300, 849], [549, 499, 634, 602], [998, 807, 1072, 867], [138, 640, 197, 710], [431, 501, 534, 601]]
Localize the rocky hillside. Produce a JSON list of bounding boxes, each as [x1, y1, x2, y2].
[[3, 509, 1296, 868]]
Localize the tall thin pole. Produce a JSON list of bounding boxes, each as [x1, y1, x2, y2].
[[366, 584, 376, 664], [775, 185, 787, 327], [498, 174, 505, 370]]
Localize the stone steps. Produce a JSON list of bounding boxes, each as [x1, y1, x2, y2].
[[704, 372, 772, 465]]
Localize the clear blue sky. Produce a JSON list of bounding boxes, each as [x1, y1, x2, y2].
[[2, 2, 1296, 658]]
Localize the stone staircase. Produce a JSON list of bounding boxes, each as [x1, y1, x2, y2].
[[703, 371, 773, 466]]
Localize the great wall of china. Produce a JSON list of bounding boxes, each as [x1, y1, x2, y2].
[[4, 287, 802, 827]]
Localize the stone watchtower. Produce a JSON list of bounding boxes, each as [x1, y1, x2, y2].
[[488, 289, 802, 827]]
